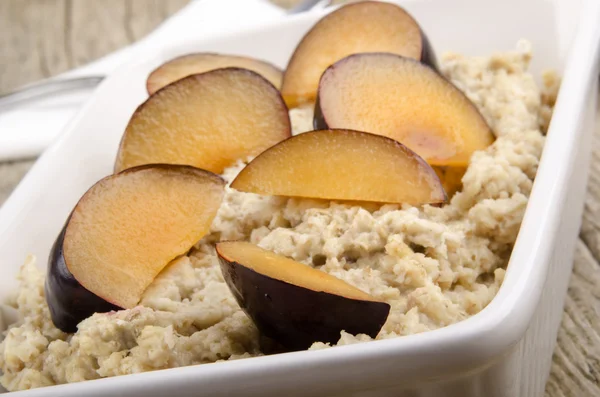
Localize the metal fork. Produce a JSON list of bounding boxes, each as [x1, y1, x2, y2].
[[0, 0, 331, 111]]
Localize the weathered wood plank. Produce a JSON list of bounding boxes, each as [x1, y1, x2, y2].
[[545, 241, 600, 396], [0, 0, 70, 92], [127, 0, 189, 39], [0, 0, 188, 95], [68, 0, 131, 67], [0, 160, 36, 205], [580, 124, 600, 260]]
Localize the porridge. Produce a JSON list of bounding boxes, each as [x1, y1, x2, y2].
[[0, 41, 558, 391]]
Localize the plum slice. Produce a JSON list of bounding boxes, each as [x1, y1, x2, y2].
[[216, 241, 390, 350], [315, 53, 494, 167], [115, 68, 291, 174], [281, 1, 436, 107], [146, 53, 283, 95], [231, 129, 446, 205], [45, 164, 225, 332], [433, 166, 466, 198]]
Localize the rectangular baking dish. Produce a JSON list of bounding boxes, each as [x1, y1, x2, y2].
[[1, 0, 599, 395]]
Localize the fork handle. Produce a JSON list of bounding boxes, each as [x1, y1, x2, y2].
[[0, 76, 105, 111]]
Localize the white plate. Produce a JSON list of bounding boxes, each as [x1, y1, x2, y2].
[[1, 0, 599, 396]]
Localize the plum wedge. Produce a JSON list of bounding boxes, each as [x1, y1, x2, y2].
[[146, 53, 283, 95], [433, 166, 466, 198], [217, 241, 390, 350], [281, 1, 436, 107], [115, 68, 291, 174], [45, 165, 225, 332], [231, 129, 446, 205], [315, 53, 494, 166]]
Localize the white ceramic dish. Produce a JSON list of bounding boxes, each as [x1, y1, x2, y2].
[[1, 0, 600, 395]]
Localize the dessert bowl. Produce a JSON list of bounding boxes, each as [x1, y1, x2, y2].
[[1, 0, 599, 395]]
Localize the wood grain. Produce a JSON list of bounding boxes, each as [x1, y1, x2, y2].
[[0, 0, 189, 94], [546, 111, 600, 397], [0, 1, 599, 396]]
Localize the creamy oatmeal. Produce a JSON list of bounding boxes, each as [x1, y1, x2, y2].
[[0, 42, 557, 391]]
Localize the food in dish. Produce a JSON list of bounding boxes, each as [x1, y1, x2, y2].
[[433, 166, 467, 198], [231, 128, 447, 205], [314, 53, 495, 166], [45, 165, 225, 332], [0, 1, 557, 391], [281, 0, 436, 107], [115, 68, 291, 174], [146, 53, 283, 95], [217, 241, 390, 350]]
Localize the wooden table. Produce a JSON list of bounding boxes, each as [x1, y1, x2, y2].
[[0, 1, 598, 396]]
